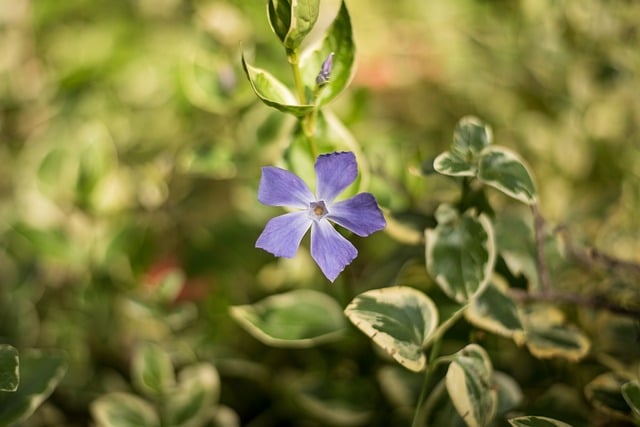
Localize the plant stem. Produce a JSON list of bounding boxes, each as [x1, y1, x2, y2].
[[531, 203, 551, 292], [287, 49, 306, 104], [287, 48, 319, 158], [412, 339, 442, 427]]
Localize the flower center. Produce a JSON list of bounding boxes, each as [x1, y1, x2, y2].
[[309, 200, 328, 220]]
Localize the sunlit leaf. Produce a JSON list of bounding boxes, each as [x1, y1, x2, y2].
[[451, 116, 492, 160], [425, 207, 496, 303], [585, 372, 632, 418], [508, 416, 574, 427], [241, 54, 314, 116], [168, 363, 220, 427], [0, 350, 67, 426], [91, 392, 160, 427], [0, 345, 19, 392], [230, 289, 346, 348], [478, 147, 537, 204], [131, 342, 175, 397], [267, 0, 319, 50], [445, 344, 497, 427], [433, 151, 476, 177], [621, 380, 640, 417], [465, 280, 524, 343], [344, 286, 439, 372]]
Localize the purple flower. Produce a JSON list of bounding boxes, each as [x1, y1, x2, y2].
[[256, 151, 386, 282]]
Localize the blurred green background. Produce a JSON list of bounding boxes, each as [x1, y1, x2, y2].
[[1, 0, 639, 425]]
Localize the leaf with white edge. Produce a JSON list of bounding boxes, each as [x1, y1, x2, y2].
[[131, 342, 175, 397], [451, 116, 492, 160], [168, 363, 220, 427], [585, 372, 632, 417], [300, 0, 355, 106], [478, 147, 537, 204], [91, 392, 160, 427], [445, 344, 497, 427], [425, 207, 496, 304], [0, 350, 67, 426], [465, 280, 525, 343], [345, 286, 438, 372], [230, 289, 346, 348], [433, 151, 477, 177], [267, 0, 319, 50], [522, 305, 590, 361], [0, 345, 19, 392], [622, 380, 640, 417], [508, 416, 574, 427], [241, 54, 314, 116]]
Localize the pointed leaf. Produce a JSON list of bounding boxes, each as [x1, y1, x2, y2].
[[425, 208, 496, 303], [168, 363, 220, 427], [445, 344, 497, 427], [622, 380, 640, 417], [451, 116, 492, 160], [241, 54, 314, 116], [465, 281, 524, 342], [508, 416, 574, 427], [267, 0, 320, 50], [0, 350, 67, 426], [131, 342, 175, 397], [0, 345, 19, 392], [91, 392, 160, 427], [230, 289, 346, 348], [478, 147, 537, 204], [433, 151, 477, 177], [300, 1, 355, 106], [344, 286, 439, 372]]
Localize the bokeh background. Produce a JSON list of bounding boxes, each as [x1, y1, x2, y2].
[[1, 0, 639, 425]]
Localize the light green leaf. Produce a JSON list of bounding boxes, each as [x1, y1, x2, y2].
[[508, 416, 574, 427], [0, 345, 19, 392], [0, 350, 67, 426], [585, 372, 632, 418], [168, 363, 220, 427], [425, 207, 496, 303], [432, 151, 477, 177], [451, 116, 492, 160], [344, 286, 438, 372], [241, 54, 314, 116], [267, 0, 320, 50], [465, 280, 524, 343], [621, 380, 640, 417], [91, 392, 160, 427], [478, 147, 537, 204], [131, 342, 175, 397], [445, 344, 497, 427], [300, 0, 355, 106], [230, 289, 346, 348]]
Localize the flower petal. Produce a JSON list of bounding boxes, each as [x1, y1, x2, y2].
[[256, 212, 311, 258], [328, 193, 386, 237], [258, 166, 314, 209], [310, 220, 357, 282], [315, 152, 357, 202]]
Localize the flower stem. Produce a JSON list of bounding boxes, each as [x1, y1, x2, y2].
[[287, 48, 319, 158], [412, 338, 442, 427]]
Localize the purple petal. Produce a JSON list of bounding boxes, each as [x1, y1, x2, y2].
[[310, 220, 357, 282], [256, 212, 311, 258], [315, 152, 357, 202], [258, 166, 314, 209], [327, 193, 386, 237]]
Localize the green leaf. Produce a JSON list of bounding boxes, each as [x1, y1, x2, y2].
[[465, 280, 525, 343], [241, 54, 314, 116], [344, 286, 439, 372], [131, 342, 175, 397], [445, 344, 497, 427], [267, 0, 320, 50], [0, 345, 19, 392], [168, 363, 220, 427], [585, 372, 632, 418], [230, 289, 346, 348], [451, 116, 492, 160], [432, 151, 477, 177], [508, 416, 574, 427], [494, 371, 523, 415], [300, 0, 355, 106], [478, 147, 537, 204], [425, 207, 496, 303], [0, 350, 67, 426], [621, 380, 640, 417], [91, 392, 160, 427]]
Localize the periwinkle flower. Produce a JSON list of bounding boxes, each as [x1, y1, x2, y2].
[[316, 52, 334, 86], [256, 151, 386, 282]]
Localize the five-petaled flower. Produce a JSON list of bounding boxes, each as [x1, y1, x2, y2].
[[256, 151, 386, 282]]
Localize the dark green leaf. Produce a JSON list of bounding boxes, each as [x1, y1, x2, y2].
[[466, 281, 524, 342], [267, 0, 320, 49], [508, 416, 574, 427], [621, 380, 640, 417], [0, 346, 19, 392], [451, 116, 492, 160], [585, 372, 632, 418], [131, 342, 175, 397]]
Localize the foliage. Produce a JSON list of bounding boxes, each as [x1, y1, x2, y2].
[[1, 0, 640, 426]]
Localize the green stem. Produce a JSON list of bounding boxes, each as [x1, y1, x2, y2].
[[287, 49, 306, 105], [412, 339, 442, 427], [287, 48, 319, 158]]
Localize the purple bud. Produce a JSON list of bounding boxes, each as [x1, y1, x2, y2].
[[316, 52, 335, 86]]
